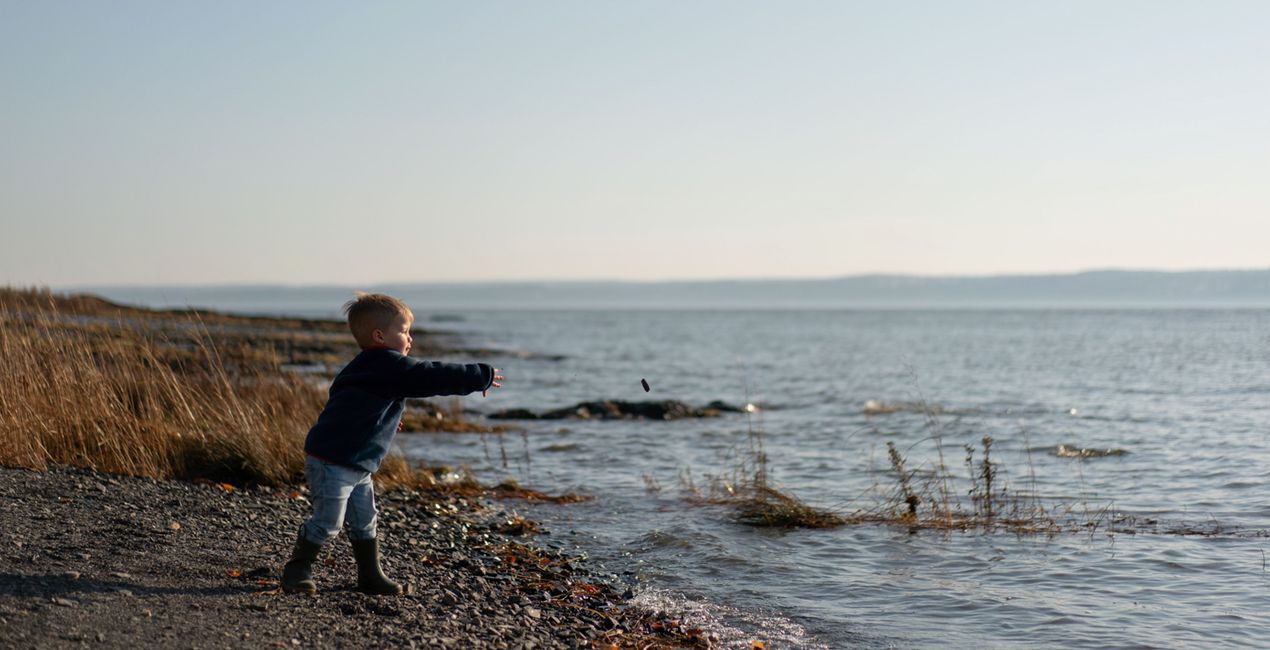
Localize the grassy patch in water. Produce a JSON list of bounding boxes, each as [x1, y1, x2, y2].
[[676, 391, 1070, 534], [734, 486, 847, 529], [678, 416, 846, 530]]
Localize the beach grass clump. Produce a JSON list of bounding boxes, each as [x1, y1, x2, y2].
[[680, 418, 847, 529], [734, 486, 847, 529], [683, 475, 847, 530]]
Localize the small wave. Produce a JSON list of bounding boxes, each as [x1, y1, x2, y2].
[[540, 442, 581, 453], [862, 399, 957, 416], [1220, 480, 1263, 489], [635, 530, 696, 550], [1108, 514, 1270, 538], [862, 399, 1103, 420], [1050, 444, 1129, 458], [631, 588, 829, 650], [860, 399, 988, 417], [1039, 616, 1078, 626], [862, 399, 904, 415]]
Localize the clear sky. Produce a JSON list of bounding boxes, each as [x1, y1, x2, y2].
[[2, 1, 1268, 286]]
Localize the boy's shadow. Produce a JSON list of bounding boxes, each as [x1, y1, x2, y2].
[[0, 570, 267, 600], [1, 571, 412, 606]]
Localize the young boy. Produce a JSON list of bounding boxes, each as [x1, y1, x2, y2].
[[281, 293, 503, 595]]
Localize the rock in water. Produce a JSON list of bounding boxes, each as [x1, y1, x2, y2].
[[491, 399, 741, 421]]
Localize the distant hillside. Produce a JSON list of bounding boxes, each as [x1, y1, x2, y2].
[[75, 269, 1270, 314]]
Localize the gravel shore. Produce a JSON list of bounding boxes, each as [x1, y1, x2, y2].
[[0, 465, 700, 649]]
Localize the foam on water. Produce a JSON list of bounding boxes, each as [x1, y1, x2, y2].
[[629, 588, 831, 650]]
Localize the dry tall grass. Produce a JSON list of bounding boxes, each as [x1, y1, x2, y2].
[[0, 288, 323, 485]]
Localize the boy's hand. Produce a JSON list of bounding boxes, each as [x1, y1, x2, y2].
[[483, 369, 504, 397]]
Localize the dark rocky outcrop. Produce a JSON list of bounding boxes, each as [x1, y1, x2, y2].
[[490, 400, 745, 421]]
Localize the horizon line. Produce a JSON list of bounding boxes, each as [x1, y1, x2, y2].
[[51, 266, 1270, 291]]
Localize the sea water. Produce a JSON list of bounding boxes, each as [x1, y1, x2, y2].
[[399, 309, 1270, 649]]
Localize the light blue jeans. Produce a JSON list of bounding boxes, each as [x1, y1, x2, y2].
[[300, 456, 378, 545]]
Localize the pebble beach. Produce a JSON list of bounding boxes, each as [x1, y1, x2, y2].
[[0, 464, 700, 649]]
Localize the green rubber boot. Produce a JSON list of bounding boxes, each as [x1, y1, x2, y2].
[[352, 538, 402, 596], [281, 528, 322, 594]]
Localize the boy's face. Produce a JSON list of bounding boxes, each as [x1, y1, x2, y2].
[[374, 313, 413, 355]]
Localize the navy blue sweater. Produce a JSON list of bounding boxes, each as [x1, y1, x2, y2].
[[304, 349, 494, 473]]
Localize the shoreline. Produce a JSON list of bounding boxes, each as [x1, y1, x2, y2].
[[0, 464, 703, 649]]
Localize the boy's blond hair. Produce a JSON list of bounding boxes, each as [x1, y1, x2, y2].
[[343, 292, 413, 348]]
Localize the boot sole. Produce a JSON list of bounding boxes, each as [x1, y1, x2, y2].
[[358, 584, 404, 596]]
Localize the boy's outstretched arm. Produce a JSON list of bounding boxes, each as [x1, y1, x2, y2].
[[391, 356, 497, 398]]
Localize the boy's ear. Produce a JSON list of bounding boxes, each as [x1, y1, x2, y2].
[[370, 328, 384, 344]]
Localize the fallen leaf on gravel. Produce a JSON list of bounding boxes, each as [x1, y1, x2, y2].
[[167, 521, 181, 531], [217, 483, 234, 493], [752, 642, 767, 650], [286, 490, 301, 499], [256, 587, 283, 596], [255, 578, 276, 586], [225, 569, 241, 578], [571, 582, 600, 597]]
